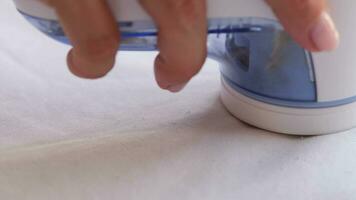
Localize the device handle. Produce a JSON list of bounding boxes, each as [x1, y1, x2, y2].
[[14, 0, 276, 21]]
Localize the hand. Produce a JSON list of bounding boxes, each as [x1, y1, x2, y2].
[[41, 0, 206, 93], [42, 0, 339, 93]]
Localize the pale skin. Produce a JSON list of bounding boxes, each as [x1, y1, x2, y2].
[[41, 0, 340, 92]]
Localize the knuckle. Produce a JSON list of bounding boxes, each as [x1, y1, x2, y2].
[[291, 0, 324, 14], [293, 0, 313, 9], [40, 0, 54, 7], [78, 35, 119, 61], [165, 0, 205, 21], [174, 56, 206, 79], [175, 67, 197, 80]]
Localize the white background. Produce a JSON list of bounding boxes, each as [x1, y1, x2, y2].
[[0, 1, 356, 199]]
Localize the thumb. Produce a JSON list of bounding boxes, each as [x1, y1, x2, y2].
[[266, 0, 340, 52]]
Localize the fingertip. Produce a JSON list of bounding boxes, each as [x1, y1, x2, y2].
[[154, 54, 203, 93], [67, 48, 116, 79], [154, 55, 181, 91], [167, 83, 188, 93], [141, 0, 207, 92], [51, 0, 121, 79], [294, 12, 340, 52], [267, 0, 339, 52], [309, 12, 340, 52]]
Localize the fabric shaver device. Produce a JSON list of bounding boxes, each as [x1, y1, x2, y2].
[[14, 0, 356, 135]]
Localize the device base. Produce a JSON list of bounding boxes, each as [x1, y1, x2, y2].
[[221, 78, 356, 135]]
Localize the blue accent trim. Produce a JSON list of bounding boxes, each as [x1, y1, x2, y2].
[[120, 27, 260, 38], [223, 75, 356, 108]]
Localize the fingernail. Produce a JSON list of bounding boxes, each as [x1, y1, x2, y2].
[[167, 83, 187, 93], [310, 12, 340, 51]]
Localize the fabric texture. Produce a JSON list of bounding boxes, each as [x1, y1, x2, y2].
[[1, 1, 356, 199]]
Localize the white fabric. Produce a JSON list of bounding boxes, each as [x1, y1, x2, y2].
[[1, 1, 356, 199]]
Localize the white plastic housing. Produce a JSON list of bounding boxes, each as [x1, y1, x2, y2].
[[14, 0, 276, 21]]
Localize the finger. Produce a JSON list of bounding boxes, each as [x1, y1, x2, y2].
[[140, 0, 207, 92], [47, 0, 120, 79], [266, 0, 339, 52]]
